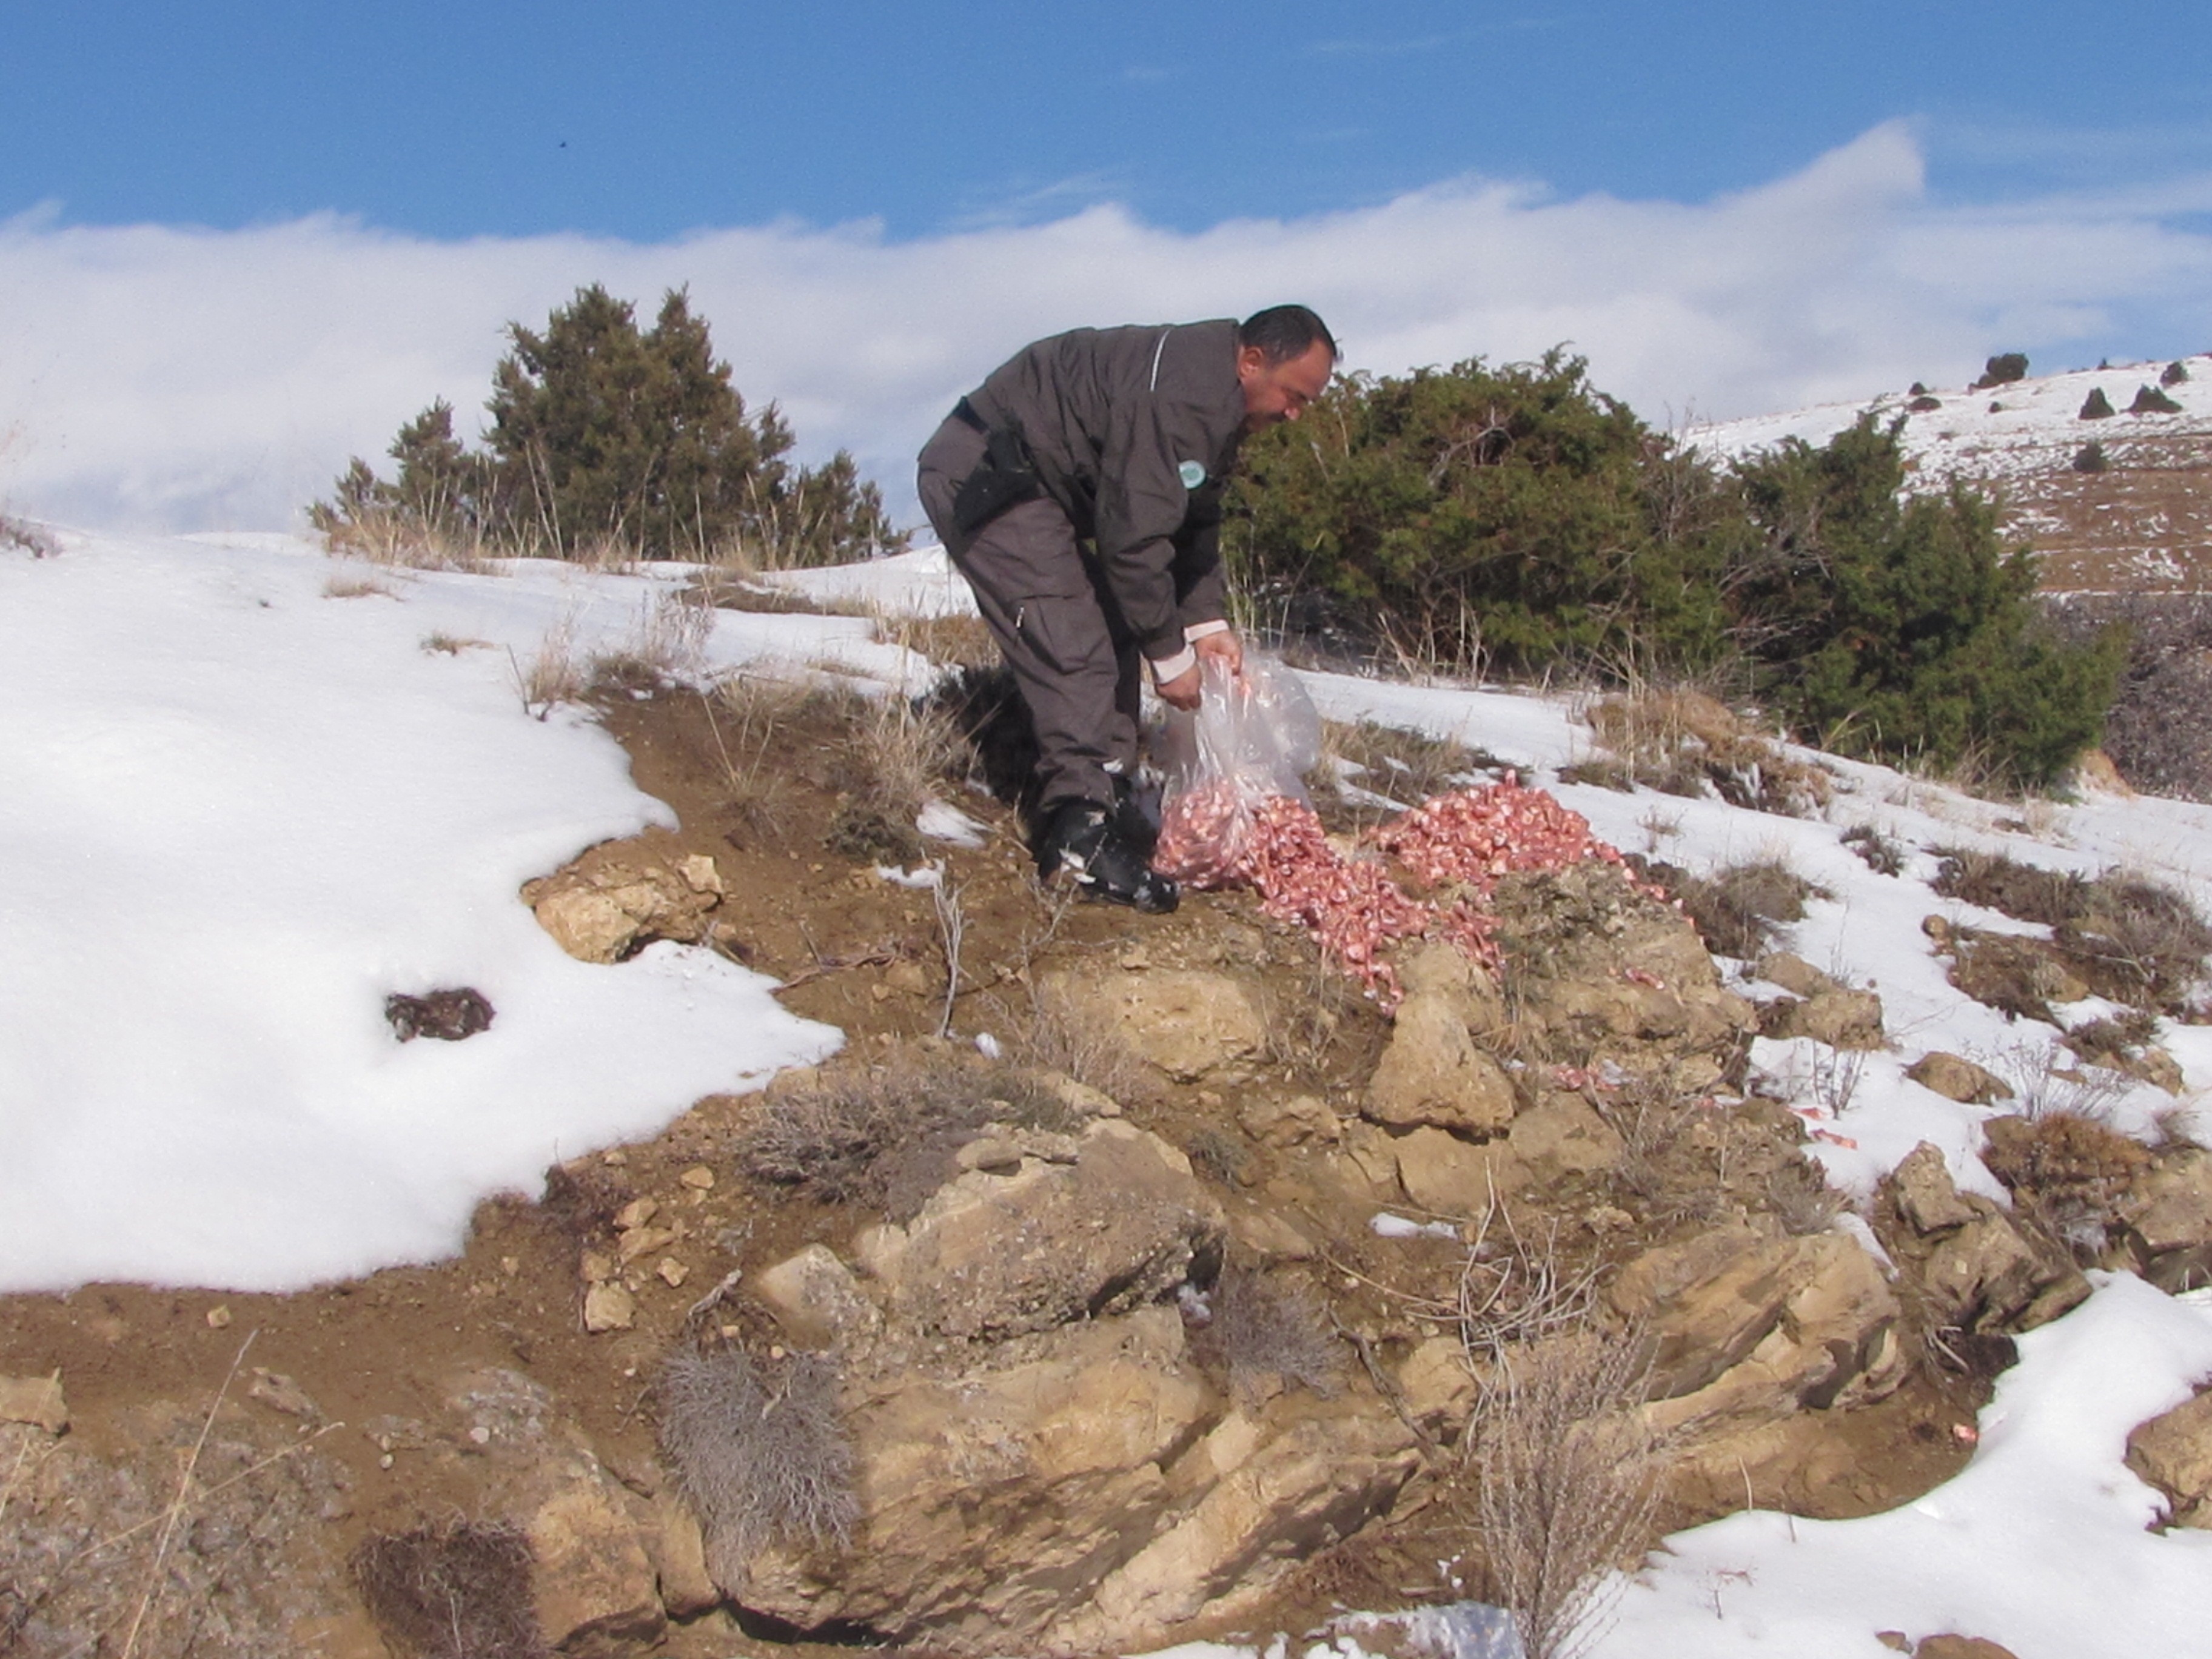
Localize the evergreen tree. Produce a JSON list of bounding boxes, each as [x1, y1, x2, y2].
[[313, 285, 901, 566]]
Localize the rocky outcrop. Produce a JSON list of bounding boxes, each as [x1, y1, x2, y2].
[[685, 1115, 1421, 1654], [1879, 1141, 2090, 1333], [1039, 967, 1267, 1084], [1490, 864, 1756, 1087], [2126, 1387, 2212, 1527], [1363, 945, 1518, 1134], [1612, 1226, 1906, 1435], [1760, 987, 1885, 1050], [525, 851, 726, 962], [2116, 1149, 2212, 1290]]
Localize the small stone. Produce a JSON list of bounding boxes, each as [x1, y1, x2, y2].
[[678, 853, 723, 896], [0, 1373, 67, 1433], [617, 1224, 681, 1265], [1238, 1094, 1342, 1149], [247, 1368, 320, 1421], [1889, 1141, 1979, 1234], [1875, 1636, 1911, 1654], [657, 1258, 689, 1288], [680, 1165, 716, 1190], [614, 1196, 659, 1232], [580, 1250, 615, 1284], [469, 1424, 492, 1445], [500, 1255, 520, 1276], [885, 960, 931, 995], [583, 1282, 636, 1333], [378, 1452, 395, 1469], [205, 1305, 232, 1330]]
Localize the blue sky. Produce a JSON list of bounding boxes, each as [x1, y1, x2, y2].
[[9, 1, 2210, 240], [4, 3, 2211, 532]]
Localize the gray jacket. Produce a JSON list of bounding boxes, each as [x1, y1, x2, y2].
[[962, 320, 1245, 660]]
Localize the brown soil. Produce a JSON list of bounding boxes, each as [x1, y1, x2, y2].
[[0, 673, 1983, 1658]]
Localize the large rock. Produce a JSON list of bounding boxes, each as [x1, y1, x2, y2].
[[1906, 1052, 2013, 1104], [1058, 1404, 1421, 1647], [1611, 1228, 1906, 1432], [1506, 1092, 1624, 1181], [854, 1119, 1225, 1342], [1392, 1126, 1527, 1215], [1761, 987, 1886, 1050], [729, 1308, 1212, 1647], [1492, 865, 1755, 1072], [1040, 968, 1266, 1084], [1880, 1143, 2091, 1333], [2117, 1150, 2212, 1291], [2126, 1387, 2212, 1527], [1363, 990, 1517, 1134], [524, 852, 723, 963], [0, 1372, 67, 1433], [446, 1369, 666, 1655]]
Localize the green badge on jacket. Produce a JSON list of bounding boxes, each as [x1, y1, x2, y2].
[[1178, 460, 1207, 489]]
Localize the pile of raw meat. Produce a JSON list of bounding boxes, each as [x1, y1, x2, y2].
[[1154, 777, 1637, 1007]]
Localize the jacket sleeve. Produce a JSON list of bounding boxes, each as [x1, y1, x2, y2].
[[1173, 489, 1228, 629], [1093, 393, 1227, 660]]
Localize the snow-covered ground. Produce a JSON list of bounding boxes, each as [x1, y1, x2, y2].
[[1688, 352, 2212, 495], [8, 526, 2212, 1655]]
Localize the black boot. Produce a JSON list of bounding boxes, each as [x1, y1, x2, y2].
[[1111, 771, 1161, 860], [1036, 800, 1179, 913]]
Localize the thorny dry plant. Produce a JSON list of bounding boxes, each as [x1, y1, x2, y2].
[[1466, 1329, 1667, 1659], [508, 615, 584, 719]]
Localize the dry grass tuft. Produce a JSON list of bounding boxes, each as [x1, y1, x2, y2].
[[587, 588, 717, 689], [1991, 1040, 2136, 1122], [421, 631, 490, 655], [873, 612, 999, 669], [321, 571, 400, 600], [1010, 985, 1147, 1105], [352, 1520, 545, 1659], [657, 1345, 856, 1582], [1578, 689, 1828, 817], [1934, 851, 2212, 1014], [735, 1050, 1078, 1218], [1659, 856, 1823, 960], [1313, 719, 1503, 825], [509, 617, 584, 718], [1195, 1265, 1341, 1406]]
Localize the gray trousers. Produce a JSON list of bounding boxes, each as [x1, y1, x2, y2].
[[917, 415, 1144, 811]]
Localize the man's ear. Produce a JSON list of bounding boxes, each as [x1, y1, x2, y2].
[[1235, 344, 1267, 381]]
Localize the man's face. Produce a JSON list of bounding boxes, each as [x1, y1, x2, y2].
[[1238, 340, 1335, 433]]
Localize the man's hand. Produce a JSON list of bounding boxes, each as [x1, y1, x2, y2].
[[1191, 628, 1244, 677], [1156, 663, 1202, 711]]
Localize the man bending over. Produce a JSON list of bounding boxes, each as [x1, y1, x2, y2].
[[917, 304, 1337, 912]]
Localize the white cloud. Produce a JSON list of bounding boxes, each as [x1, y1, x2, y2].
[[3, 122, 2208, 535]]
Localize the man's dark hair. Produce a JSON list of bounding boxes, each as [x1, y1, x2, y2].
[[1239, 304, 1338, 365]]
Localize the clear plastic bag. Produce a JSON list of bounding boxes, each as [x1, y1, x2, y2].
[[1153, 654, 1322, 886]]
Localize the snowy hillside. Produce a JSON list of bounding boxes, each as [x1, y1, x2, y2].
[[1691, 354, 2212, 594], [7, 526, 2212, 1656]]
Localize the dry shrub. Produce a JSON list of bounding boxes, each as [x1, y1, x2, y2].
[[1011, 988, 1146, 1105], [705, 673, 817, 839], [318, 510, 491, 572], [1766, 1156, 1848, 1236], [689, 570, 851, 616], [1184, 1128, 1251, 1188], [1945, 931, 2075, 1024], [1466, 1330, 1666, 1659], [422, 631, 489, 655], [352, 1520, 544, 1659], [536, 1159, 632, 1244], [1195, 1264, 1341, 1405], [1840, 823, 1905, 877], [2060, 876, 2212, 1012], [1992, 1040, 2135, 1122], [1582, 689, 1826, 817], [657, 1346, 856, 1584], [735, 1050, 1077, 1217], [822, 692, 969, 863], [1931, 848, 2087, 928], [1661, 856, 1822, 960], [1982, 1110, 2151, 1258]]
